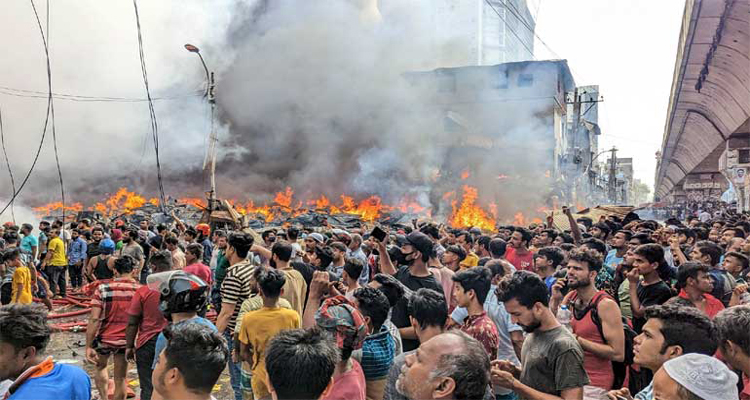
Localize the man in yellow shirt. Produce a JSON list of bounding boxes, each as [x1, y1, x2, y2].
[[239, 267, 300, 400], [41, 228, 68, 298], [7, 248, 33, 304]]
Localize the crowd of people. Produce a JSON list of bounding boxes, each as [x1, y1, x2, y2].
[[0, 204, 749, 400]]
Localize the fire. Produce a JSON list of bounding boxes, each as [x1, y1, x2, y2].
[[32, 202, 84, 217], [178, 198, 207, 208], [274, 187, 294, 208], [461, 169, 470, 180], [449, 185, 495, 231], [91, 187, 147, 217]]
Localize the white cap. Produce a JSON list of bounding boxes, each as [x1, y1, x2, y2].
[[662, 354, 739, 400]]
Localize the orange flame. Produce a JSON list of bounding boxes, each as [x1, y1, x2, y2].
[[461, 169, 470, 180], [448, 185, 495, 231], [32, 202, 84, 217], [274, 187, 294, 208]]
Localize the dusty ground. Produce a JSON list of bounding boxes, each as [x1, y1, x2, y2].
[[47, 306, 234, 400]]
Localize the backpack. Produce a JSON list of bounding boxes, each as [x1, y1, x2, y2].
[[571, 291, 648, 393]]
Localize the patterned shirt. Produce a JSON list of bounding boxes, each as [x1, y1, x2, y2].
[[220, 262, 255, 332], [90, 277, 141, 347], [459, 311, 499, 360], [595, 266, 616, 299], [358, 325, 395, 380]]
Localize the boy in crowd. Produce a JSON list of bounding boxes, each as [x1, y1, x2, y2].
[[451, 267, 499, 359], [627, 244, 673, 332], [352, 287, 395, 400], [534, 246, 565, 292], [714, 306, 750, 400]]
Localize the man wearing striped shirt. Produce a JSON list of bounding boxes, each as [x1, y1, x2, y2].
[[216, 232, 256, 400]]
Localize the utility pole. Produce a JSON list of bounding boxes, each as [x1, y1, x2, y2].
[[607, 147, 618, 203]]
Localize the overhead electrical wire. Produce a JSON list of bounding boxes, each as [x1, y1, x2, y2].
[[482, 0, 535, 59], [0, 107, 17, 223], [0, 0, 57, 218], [132, 0, 166, 210], [0, 85, 203, 102]]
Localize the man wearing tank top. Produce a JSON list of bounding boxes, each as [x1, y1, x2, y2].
[[551, 249, 625, 400]]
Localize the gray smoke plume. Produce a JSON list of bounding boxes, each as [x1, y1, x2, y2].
[[0, 0, 557, 222]]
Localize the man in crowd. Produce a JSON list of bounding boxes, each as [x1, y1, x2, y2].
[[534, 246, 565, 292], [238, 267, 301, 400], [690, 240, 735, 306], [0, 304, 91, 399], [489, 238, 516, 275], [151, 322, 229, 400], [441, 244, 466, 272], [265, 328, 339, 400], [343, 257, 364, 300], [195, 224, 213, 266], [652, 354, 738, 400], [554, 249, 624, 399], [385, 288, 448, 400], [165, 235, 186, 269], [86, 227, 104, 266], [67, 228, 87, 290], [125, 251, 171, 400], [606, 304, 718, 400], [395, 331, 491, 400], [253, 241, 308, 316], [86, 256, 141, 400], [19, 224, 38, 261], [493, 271, 589, 399], [329, 242, 348, 279], [40, 228, 67, 298], [673, 262, 724, 318], [456, 231, 479, 269], [628, 244, 673, 332], [506, 227, 534, 272], [121, 227, 145, 281], [714, 306, 750, 400], [451, 267, 499, 359], [215, 233, 255, 400], [605, 230, 630, 271], [183, 243, 212, 286], [352, 286, 395, 400]]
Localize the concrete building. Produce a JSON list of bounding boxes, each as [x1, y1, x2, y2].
[[405, 0, 536, 67], [654, 0, 750, 210]]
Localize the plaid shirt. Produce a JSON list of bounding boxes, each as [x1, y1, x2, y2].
[[360, 325, 395, 380], [90, 277, 141, 348], [460, 311, 499, 360]]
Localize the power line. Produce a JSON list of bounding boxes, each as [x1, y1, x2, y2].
[[482, 0, 536, 59], [0, 85, 202, 102], [503, 0, 562, 60], [0, 107, 16, 223], [43, 0, 66, 223], [132, 0, 166, 210]]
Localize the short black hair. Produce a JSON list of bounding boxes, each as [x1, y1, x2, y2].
[[186, 243, 203, 261], [535, 246, 565, 268], [456, 231, 474, 245], [287, 226, 300, 241], [165, 235, 179, 246], [614, 230, 633, 241], [272, 241, 294, 263], [722, 226, 745, 238], [643, 304, 717, 356], [631, 232, 654, 245], [3, 247, 21, 263], [477, 235, 492, 251], [676, 261, 710, 289], [567, 248, 603, 273], [254, 267, 287, 298], [694, 240, 723, 266], [265, 328, 338, 400], [0, 304, 51, 353], [540, 229, 558, 241], [352, 287, 390, 331], [149, 250, 173, 273], [343, 258, 364, 282], [714, 305, 750, 356], [592, 222, 611, 238], [485, 259, 507, 279], [445, 245, 467, 261], [114, 255, 135, 274], [162, 321, 229, 395], [675, 227, 696, 242], [3, 230, 19, 245], [452, 267, 492, 304], [227, 232, 254, 259], [724, 251, 750, 270], [407, 288, 447, 330], [496, 271, 549, 308], [314, 246, 334, 270], [634, 243, 665, 265], [261, 230, 275, 240], [371, 273, 406, 309], [581, 237, 607, 255], [513, 227, 533, 245], [488, 238, 507, 258]]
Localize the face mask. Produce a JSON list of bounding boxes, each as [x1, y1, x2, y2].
[[401, 251, 416, 266]]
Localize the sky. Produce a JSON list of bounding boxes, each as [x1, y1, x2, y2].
[[531, 0, 686, 191]]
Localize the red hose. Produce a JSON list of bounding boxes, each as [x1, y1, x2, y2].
[[62, 297, 91, 308], [48, 308, 91, 319]]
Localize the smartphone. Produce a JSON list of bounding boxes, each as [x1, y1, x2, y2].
[[371, 226, 387, 243]]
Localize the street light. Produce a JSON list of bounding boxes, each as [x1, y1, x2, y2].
[[185, 43, 218, 213]]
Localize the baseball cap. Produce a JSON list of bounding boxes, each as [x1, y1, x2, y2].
[[309, 233, 325, 244], [405, 231, 434, 257]]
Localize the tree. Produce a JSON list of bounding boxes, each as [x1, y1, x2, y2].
[[631, 179, 652, 206]]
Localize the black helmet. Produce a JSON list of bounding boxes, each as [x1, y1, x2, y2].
[[147, 271, 208, 315]]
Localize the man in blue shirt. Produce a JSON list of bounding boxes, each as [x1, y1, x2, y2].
[[67, 229, 88, 289], [0, 304, 90, 400]]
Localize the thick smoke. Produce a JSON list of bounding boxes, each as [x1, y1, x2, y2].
[[0, 0, 557, 221]]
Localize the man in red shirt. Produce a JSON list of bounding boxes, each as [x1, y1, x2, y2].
[[451, 266, 499, 359], [184, 243, 212, 285], [125, 250, 172, 400], [506, 227, 534, 272], [675, 262, 724, 319], [86, 255, 141, 400], [714, 306, 750, 400]]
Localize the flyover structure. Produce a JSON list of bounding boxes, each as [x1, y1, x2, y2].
[[654, 0, 750, 208]]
